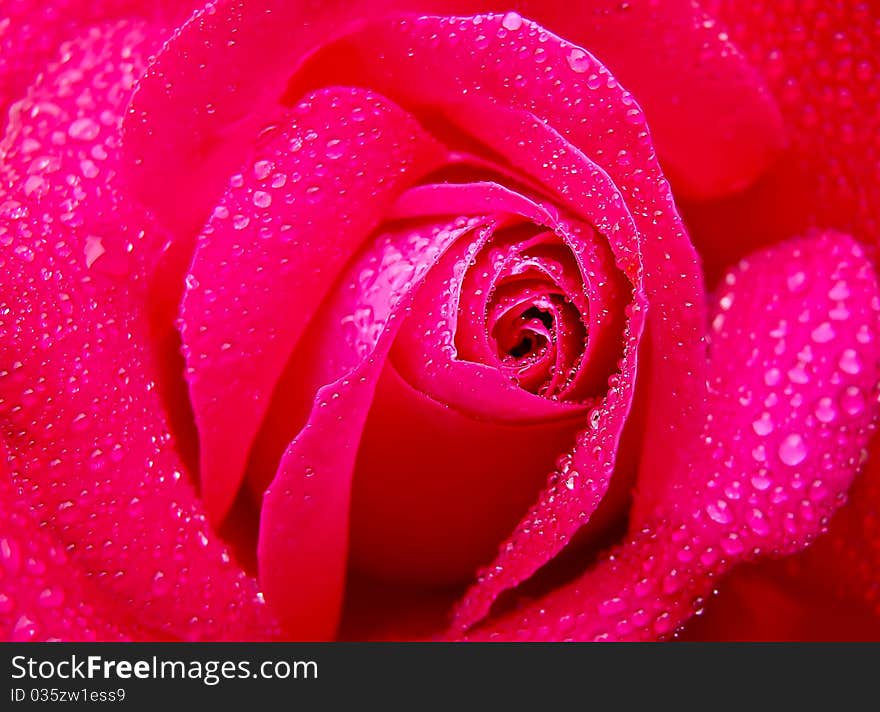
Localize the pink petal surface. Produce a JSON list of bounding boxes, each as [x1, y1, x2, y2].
[[299, 14, 704, 629], [464, 231, 880, 640], [792, 435, 880, 613], [686, 0, 880, 277], [0, 1, 197, 133], [0, 441, 135, 641], [0, 20, 278, 640], [259, 216, 488, 638], [122, 0, 785, 223], [179, 86, 444, 524], [515, 0, 786, 201]]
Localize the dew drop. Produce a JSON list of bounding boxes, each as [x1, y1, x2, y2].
[[151, 570, 170, 596], [778, 434, 807, 466], [786, 271, 806, 292], [841, 386, 866, 416], [752, 413, 774, 436], [747, 509, 770, 536], [811, 322, 835, 343], [838, 349, 862, 375], [253, 160, 274, 180], [706, 500, 732, 525], [68, 117, 100, 141], [814, 397, 837, 423], [38, 587, 65, 609], [567, 48, 591, 73], [764, 368, 781, 386], [501, 11, 523, 31], [325, 139, 344, 160], [828, 281, 850, 300]]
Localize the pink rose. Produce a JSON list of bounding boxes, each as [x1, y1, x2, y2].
[[0, 0, 878, 641]]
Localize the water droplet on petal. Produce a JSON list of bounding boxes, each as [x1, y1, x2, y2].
[[778, 434, 807, 466], [567, 48, 591, 73], [814, 397, 837, 423], [501, 11, 523, 31], [811, 322, 836, 343], [838, 349, 862, 375]]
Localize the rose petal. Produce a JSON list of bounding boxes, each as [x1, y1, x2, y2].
[[258, 216, 488, 638], [121, 0, 407, 237], [300, 14, 705, 627], [513, 0, 786, 201], [770, 432, 880, 620], [0, 440, 139, 641], [178, 86, 444, 524], [686, 1, 880, 278], [463, 231, 880, 640], [682, 563, 880, 642], [0, 0, 196, 134], [0, 20, 278, 640], [389, 181, 595, 422]]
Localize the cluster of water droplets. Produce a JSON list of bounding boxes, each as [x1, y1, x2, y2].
[[0, 20, 280, 640]]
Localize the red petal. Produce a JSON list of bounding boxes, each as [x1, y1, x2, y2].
[[0, 1, 197, 134], [0, 21, 278, 640], [686, 1, 880, 277], [179, 87, 443, 524], [515, 0, 786, 201], [258, 216, 486, 639], [464, 231, 880, 640], [0, 442, 138, 641]]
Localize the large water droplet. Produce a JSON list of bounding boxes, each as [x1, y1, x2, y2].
[[778, 434, 807, 466], [567, 49, 591, 74], [501, 11, 523, 31]]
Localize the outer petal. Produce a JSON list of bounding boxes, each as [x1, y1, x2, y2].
[[0, 21, 278, 640], [463, 231, 880, 640], [0, 442, 137, 641], [0, 1, 197, 134], [258, 217, 489, 639], [515, 0, 786, 201], [687, 1, 880, 277], [179, 86, 444, 524]]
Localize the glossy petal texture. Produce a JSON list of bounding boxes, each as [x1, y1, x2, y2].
[[259, 214, 490, 639], [464, 232, 880, 640], [680, 1, 880, 635], [179, 87, 444, 524], [127, 5, 710, 638], [515, 0, 786, 201], [0, 21, 278, 640], [686, 0, 880, 278], [289, 11, 707, 633], [5, 0, 868, 644], [0, 1, 197, 133], [0, 443, 134, 641], [791, 437, 880, 614]]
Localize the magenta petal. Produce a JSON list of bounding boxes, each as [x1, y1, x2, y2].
[[179, 87, 443, 524], [121, 0, 392, 236], [0, 1, 197, 134], [465, 231, 880, 640], [0, 21, 278, 640], [516, 0, 786, 200], [258, 217, 486, 639], [292, 13, 710, 630], [389, 181, 590, 422], [0, 445, 136, 641]]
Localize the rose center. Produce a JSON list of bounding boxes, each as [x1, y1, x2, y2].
[[498, 305, 554, 359]]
